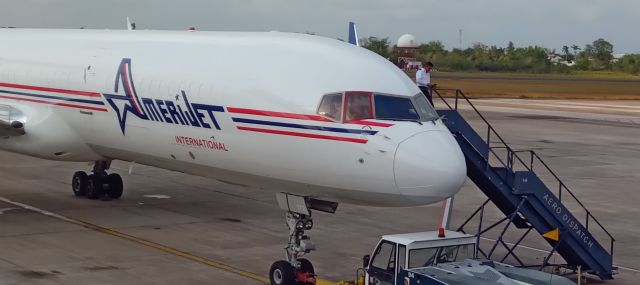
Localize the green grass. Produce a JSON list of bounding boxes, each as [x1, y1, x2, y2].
[[406, 71, 640, 99], [571, 70, 640, 79], [433, 71, 640, 81]]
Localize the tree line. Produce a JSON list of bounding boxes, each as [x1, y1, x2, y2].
[[359, 37, 640, 75]]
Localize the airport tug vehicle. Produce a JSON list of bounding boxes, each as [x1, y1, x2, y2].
[[269, 193, 575, 285], [360, 230, 576, 285]]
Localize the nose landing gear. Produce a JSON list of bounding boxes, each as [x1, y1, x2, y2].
[[72, 161, 123, 200], [269, 193, 338, 285]]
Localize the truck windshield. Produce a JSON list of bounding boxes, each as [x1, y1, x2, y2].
[[408, 247, 438, 268], [408, 244, 475, 268], [435, 244, 474, 263]]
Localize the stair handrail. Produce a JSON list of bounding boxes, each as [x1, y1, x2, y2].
[[432, 88, 615, 257]]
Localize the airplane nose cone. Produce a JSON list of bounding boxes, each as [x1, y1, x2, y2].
[[394, 130, 467, 205]]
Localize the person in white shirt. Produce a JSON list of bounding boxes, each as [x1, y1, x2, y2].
[[416, 61, 436, 105]]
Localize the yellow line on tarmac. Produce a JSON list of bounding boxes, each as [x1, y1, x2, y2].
[[84, 223, 271, 283], [0, 197, 339, 285]]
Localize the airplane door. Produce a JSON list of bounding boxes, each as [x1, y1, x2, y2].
[[77, 64, 98, 137], [366, 241, 396, 285]]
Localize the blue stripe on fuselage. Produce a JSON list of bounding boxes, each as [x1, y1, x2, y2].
[[0, 89, 105, 105], [232, 117, 378, 135]]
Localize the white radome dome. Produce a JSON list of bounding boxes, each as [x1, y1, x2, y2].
[[397, 34, 418, 48]]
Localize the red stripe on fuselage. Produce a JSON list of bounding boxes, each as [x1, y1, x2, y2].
[[227, 107, 333, 122], [0, 82, 101, 98], [124, 64, 144, 114], [236, 126, 368, 144], [227, 107, 393, 127], [0, 94, 108, 112]]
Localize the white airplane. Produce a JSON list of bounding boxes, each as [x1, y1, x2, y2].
[[0, 28, 466, 285]]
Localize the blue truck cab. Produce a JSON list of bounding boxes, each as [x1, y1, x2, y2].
[[363, 230, 576, 285]]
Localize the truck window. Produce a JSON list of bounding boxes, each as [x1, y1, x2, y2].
[[344, 92, 373, 122], [408, 247, 438, 268], [371, 241, 396, 271], [436, 244, 475, 263], [397, 245, 406, 270], [374, 95, 419, 120], [317, 93, 343, 121]]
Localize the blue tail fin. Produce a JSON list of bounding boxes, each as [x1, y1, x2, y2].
[[348, 22, 359, 46]]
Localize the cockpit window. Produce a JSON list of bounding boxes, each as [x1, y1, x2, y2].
[[413, 94, 439, 121], [317, 93, 343, 121], [374, 95, 420, 120], [317, 91, 439, 123], [345, 92, 373, 122]]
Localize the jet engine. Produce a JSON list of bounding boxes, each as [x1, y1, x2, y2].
[[0, 103, 104, 161], [0, 104, 26, 137]]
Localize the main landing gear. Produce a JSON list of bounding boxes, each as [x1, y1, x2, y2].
[[269, 193, 338, 285], [72, 161, 123, 200]]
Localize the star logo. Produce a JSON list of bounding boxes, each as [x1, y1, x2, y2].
[[103, 58, 148, 135]]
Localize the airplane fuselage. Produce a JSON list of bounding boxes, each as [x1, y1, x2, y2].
[[0, 29, 466, 207]]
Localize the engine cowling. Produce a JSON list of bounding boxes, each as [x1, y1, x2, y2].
[[0, 104, 26, 137], [0, 103, 104, 161]]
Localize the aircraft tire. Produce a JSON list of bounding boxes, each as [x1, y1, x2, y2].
[[269, 261, 296, 285], [298, 259, 314, 274], [297, 259, 315, 285], [105, 173, 124, 199], [72, 171, 89, 196], [86, 175, 105, 200]]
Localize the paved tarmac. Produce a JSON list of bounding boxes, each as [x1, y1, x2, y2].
[[0, 99, 638, 284]]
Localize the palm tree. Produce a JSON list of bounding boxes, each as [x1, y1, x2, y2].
[[562, 45, 570, 62], [571, 45, 581, 62]]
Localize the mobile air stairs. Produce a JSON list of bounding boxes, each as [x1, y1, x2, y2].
[[432, 89, 616, 280]]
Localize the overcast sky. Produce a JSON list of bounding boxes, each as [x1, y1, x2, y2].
[[3, 0, 638, 53]]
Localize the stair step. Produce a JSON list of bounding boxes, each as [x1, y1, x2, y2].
[[512, 171, 543, 195]]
